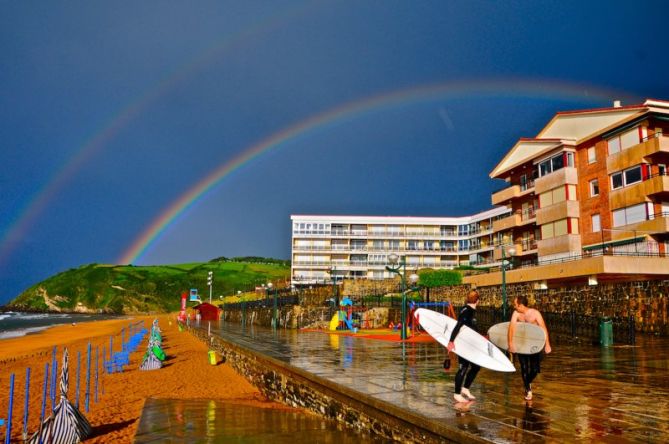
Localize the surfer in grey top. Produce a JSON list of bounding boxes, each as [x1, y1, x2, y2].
[[447, 290, 480, 402], [509, 295, 552, 401]]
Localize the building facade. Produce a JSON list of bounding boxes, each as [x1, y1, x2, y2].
[[471, 99, 669, 288], [291, 99, 669, 289], [291, 209, 510, 286]]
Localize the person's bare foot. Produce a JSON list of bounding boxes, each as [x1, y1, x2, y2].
[[524, 390, 533, 401], [461, 388, 476, 400], [454, 393, 468, 402]]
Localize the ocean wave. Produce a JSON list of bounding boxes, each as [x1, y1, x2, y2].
[[0, 314, 11, 321], [0, 326, 50, 339], [16, 313, 71, 320]]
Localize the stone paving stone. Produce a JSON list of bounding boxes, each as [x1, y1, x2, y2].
[[198, 321, 669, 443]]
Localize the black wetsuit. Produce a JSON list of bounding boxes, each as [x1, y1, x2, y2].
[[518, 348, 542, 392], [449, 305, 480, 394]]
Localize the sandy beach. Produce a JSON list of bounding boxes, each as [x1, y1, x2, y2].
[[0, 315, 292, 443]]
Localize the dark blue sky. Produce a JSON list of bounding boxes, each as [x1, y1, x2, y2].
[[2, 1, 669, 303]]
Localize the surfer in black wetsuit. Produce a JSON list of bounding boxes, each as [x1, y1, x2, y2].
[[447, 290, 480, 402]]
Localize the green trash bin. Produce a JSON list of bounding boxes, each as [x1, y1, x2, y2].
[[599, 317, 613, 347], [208, 350, 217, 365]]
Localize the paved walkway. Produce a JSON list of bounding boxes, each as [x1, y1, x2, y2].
[[200, 321, 669, 443]]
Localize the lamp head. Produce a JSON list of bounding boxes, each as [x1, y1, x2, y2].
[[388, 253, 399, 265], [409, 273, 419, 284], [267, 282, 273, 289], [507, 246, 516, 256]]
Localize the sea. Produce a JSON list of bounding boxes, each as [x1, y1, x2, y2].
[[0, 311, 123, 340]]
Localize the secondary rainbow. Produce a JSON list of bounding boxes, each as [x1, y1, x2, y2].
[[119, 77, 636, 264], [0, 3, 316, 268]]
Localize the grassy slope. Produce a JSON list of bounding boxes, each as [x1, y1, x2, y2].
[[8, 261, 289, 314]]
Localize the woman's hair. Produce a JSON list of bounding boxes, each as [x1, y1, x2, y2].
[[466, 290, 479, 304]]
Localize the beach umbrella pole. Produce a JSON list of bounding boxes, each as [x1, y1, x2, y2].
[[22, 367, 30, 441], [4, 373, 14, 444], [85, 343, 91, 413], [95, 347, 99, 403], [40, 363, 48, 425], [76, 351, 81, 408]]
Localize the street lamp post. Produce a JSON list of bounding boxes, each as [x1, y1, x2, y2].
[[501, 244, 516, 321], [268, 282, 278, 329], [207, 271, 213, 304], [329, 266, 338, 311], [386, 254, 419, 340]]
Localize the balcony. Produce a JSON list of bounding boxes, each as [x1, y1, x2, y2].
[[534, 167, 578, 194], [610, 212, 669, 238], [492, 212, 521, 232], [607, 134, 669, 172], [609, 173, 669, 211], [537, 234, 582, 257], [492, 184, 520, 205], [491, 180, 535, 206], [536, 200, 580, 225]]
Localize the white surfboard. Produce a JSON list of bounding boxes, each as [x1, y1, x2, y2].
[[415, 308, 515, 372], [487, 322, 546, 354]]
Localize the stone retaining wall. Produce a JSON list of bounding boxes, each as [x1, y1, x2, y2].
[[190, 326, 467, 443], [224, 279, 668, 335]]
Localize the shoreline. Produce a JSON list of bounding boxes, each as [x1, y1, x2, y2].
[[0, 315, 292, 443]]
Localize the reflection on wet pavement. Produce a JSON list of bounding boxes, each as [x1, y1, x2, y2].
[[205, 321, 669, 443], [135, 398, 382, 443]]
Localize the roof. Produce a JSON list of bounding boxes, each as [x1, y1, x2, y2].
[[490, 99, 669, 179], [489, 139, 566, 179]]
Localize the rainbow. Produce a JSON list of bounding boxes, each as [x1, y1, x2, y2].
[[118, 77, 638, 264], [0, 3, 318, 268]]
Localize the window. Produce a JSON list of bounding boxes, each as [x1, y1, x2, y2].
[[607, 127, 640, 155], [592, 214, 601, 232], [540, 218, 577, 239], [589, 179, 599, 197], [659, 164, 667, 176], [537, 152, 574, 177], [611, 165, 644, 190], [539, 185, 573, 207], [587, 147, 596, 164], [612, 203, 650, 227]]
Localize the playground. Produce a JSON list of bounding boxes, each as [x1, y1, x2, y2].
[[306, 297, 457, 343]]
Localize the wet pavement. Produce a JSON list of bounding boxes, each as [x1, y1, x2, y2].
[[139, 321, 669, 443], [134, 398, 382, 443]]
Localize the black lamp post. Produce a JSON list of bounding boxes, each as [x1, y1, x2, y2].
[[386, 253, 419, 340], [501, 244, 516, 320]]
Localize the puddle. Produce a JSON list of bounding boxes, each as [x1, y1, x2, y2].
[[134, 398, 382, 443]]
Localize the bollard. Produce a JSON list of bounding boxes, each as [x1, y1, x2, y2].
[[599, 317, 613, 347]]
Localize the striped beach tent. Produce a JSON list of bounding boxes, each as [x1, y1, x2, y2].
[[29, 348, 92, 444], [139, 337, 163, 371]]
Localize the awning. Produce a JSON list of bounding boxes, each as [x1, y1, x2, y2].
[[582, 236, 645, 251]]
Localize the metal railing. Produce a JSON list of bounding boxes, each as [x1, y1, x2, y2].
[[472, 307, 636, 345]]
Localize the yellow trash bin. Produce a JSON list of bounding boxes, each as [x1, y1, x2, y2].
[[208, 350, 217, 365]]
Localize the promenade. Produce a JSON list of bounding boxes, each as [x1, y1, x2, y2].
[[138, 321, 669, 443]]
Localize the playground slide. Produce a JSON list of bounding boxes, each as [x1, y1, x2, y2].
[[328, 311, 358, 332], [329, 313, 340, 331]]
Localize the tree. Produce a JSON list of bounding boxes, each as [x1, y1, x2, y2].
[[417, 269, 463, 302]]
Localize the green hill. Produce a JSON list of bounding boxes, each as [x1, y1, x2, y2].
[[7, 259, 290, 314]]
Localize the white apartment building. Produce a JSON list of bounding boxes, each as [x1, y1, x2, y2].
[[291, 208, 511, 286]]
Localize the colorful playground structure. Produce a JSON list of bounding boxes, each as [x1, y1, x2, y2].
[[328, 297, 369, 332], [327, 297, 456, 340]]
